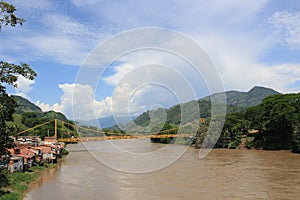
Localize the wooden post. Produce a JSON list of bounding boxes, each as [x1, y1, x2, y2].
[[54, 119, 57, 139]]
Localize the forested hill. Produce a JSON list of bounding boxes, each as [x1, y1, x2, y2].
[[12, 95, 67, 120], [13, 95, 42, 114], [134, 86, 279, 126], [9, 95, 74, 138], [203, 92, 300, 153], [201, 86, 280, 107]]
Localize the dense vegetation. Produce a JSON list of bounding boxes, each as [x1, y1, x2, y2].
[[193, 93, 300, 153], [245, 93, 300, 152], [134, 100, 243, 128], [134, 86, 278, 127], [134, 86, 300, 153], [6, 96, 77, 139]]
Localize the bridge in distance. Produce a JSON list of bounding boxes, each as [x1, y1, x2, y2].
[[17, 119, 194, 143]]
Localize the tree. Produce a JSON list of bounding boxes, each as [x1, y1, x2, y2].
[[245, 94, 300, 151], [0, 1, 24, 29], [0, 1, 36, 190]]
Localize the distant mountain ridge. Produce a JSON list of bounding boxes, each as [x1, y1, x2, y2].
[[201, 86, 280, 107], [133, 86, 280, 127], [13, 95, 43, 114], [78, 115, 139, 129]]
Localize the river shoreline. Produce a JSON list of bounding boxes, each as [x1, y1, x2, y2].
[[26, 163, 59, 195]]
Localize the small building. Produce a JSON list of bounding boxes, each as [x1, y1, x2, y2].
[[8, 156, 24, 173], [18, 154, 34, 171], [44, 136, 57, 145], [34, 145, 58, 163], [30, 148, 43, 165]]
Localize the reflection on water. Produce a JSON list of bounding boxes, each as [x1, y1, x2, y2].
[[25, 139, 300, 200]]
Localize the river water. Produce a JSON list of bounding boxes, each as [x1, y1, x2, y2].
[[25, 139, 300, 200]]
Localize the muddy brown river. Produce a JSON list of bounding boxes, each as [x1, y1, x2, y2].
[[25, 139, 300, 200]]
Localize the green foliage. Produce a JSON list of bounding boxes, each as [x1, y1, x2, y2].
[[134, 100, 244, 128], [0, 192, 20, 200], [0, 86, 17, 155], [291, 132, 300, 153], [5, 97, 76, 137], [0, 1, 25, 30], [245, 93, 300, 150], [12, 96, 42, 114], [0, 169, 9, 188], [229, 139, 241, 149], [61, 148, 69, 155], [129, 86, 277, 137], [0, 172, 38, 200], [193, 92, 300, 152], [245, 137, 254, 149], [0, 62, 36, 86]]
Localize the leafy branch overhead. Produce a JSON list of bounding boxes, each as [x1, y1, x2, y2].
[[0, 62, 36, 87], [0, 1, 25, 30]]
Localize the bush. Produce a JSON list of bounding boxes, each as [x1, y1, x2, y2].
[[291, 132, 300, 153], [61, 148, 69, 155]]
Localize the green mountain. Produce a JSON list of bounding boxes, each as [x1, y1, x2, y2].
[[134, 100, 242, 127], [8, 95, 75, 138], [201, 86, 280, 107], [12, 95, 42, 114], [134, 86, 279, 127], [12, 95, 67, 120]]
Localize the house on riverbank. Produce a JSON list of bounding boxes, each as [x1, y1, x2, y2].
[[6, 136, 66, 172]]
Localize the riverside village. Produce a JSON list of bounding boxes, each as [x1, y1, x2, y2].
[[1, 135, 66, 173]]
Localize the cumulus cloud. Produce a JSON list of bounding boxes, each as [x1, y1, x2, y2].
[[39, 83, 113, 120], [14, 75, 35, 98], [35, 101, 51, 112], [104, 63, 135, 86]]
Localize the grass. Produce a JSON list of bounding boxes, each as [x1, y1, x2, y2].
[[0, 172, 37, 200], [0, 163, 56, 200]]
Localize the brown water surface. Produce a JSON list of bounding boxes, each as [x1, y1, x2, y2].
[[24, 139, 300, 200]]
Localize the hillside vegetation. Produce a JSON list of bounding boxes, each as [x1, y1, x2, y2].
[[134, 86, 279, 127], [8, 95, 76, 139], [201, 86, 280, 107], [194, 93, 300, 153]]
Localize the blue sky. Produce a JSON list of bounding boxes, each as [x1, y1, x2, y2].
[[1, 0, 300, 121]]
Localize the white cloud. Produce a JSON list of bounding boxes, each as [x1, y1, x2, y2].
[[11, 0, 53, 12], [43, 14, 96, 39], [20, 36, 88, 65], [35, 101, 51, 112], [14, 75, 35, 98], [195, 32, 300, 93], [72, 0, 103, 7], [40, 83, 113, 120], [104, 63, 135, 86], [269, 11, 300, 49], [2, 1, 100, 66]]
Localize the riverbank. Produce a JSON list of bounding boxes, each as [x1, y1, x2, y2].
[[0, 163, 57, 200]]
